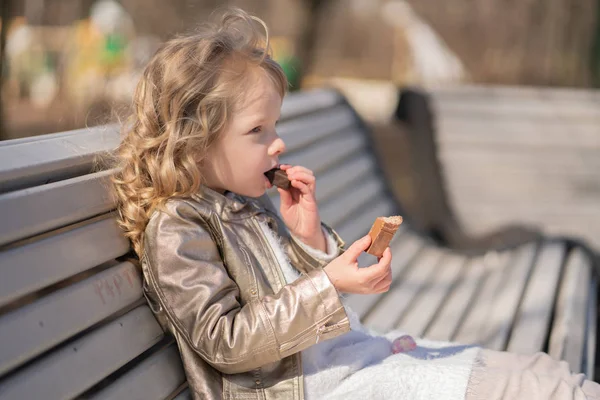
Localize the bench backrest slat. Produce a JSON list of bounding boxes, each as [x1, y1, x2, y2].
[[548, 248, 592, 373], [0, 216, 129, 308], [0, 306, 163, 399], [0, 125, 120, 194], [0, 170, 114, 247], [0, 261, 140, 376], [87, 344, 185, 400]]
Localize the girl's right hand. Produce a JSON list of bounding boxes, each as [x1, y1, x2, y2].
[[323, 235, 393, 294]]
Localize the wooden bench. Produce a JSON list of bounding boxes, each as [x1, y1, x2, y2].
[[399, 85, 600, 250], [0, 88, 597, 399]]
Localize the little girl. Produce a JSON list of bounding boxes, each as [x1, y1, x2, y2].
[[111, 8, 600, 400]]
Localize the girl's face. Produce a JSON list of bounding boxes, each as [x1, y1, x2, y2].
[[201, 68, 286, 198]]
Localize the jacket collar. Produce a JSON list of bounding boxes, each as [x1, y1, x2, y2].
[[192, 185, 266, 218]]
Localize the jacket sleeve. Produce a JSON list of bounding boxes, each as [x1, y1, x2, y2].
[[142, 200, 350, 374], [288, 222, 346, 268]]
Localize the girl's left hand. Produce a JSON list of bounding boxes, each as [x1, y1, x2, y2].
[[278, 164, 326, 251]]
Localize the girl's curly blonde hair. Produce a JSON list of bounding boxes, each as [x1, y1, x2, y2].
[[110, 8, 288, 257]]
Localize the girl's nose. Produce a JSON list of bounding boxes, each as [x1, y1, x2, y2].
[[269, 136, 286, 156]]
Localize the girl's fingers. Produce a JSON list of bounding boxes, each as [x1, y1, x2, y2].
[[278, 187, 293, 207], [362, 248, 392, 283], [282, 165, 314, 176], [373, 274, 392, 293], [287, 171, 315, 187], [288, 166, 314, 176], [291, 179, 310, 195]]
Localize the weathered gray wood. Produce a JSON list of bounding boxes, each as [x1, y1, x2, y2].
[[280, 89, 342, 120], [170, 387, 193, 400], [507, 242, 566, 354], [585, 276, 597, 380], [0, 306, 164, 400], [344, 232, 424, 319], [452, 250, 515, 344], [480, 243, 538, 350], [314, 154, 376, 202], [87, 344, 185, 400], [425, 255, 487, 341], [439, 150, 600, 174], [0, 215, 130, 308], [430, 85, 600, 251], [548, 248, 591, 373], [0, 125, 120, 193], [280, 129, 366, 175], [0, 261, 141, 375], [277, 105, 357, 151], [432, 85, 600, 101], [436, 119, 600, 149], [319, 177, 384, 227], [362, 247, 445, 334], [0, 170, 115, 247], [439, 172, 600, 200], [432, 96, 600, 121], [397, 254, 467, 337]]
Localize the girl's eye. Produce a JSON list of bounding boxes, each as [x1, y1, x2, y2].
[[250, 126, 262, 134]]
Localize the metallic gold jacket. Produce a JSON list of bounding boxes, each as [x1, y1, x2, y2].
[[141, 186, 351, 399]]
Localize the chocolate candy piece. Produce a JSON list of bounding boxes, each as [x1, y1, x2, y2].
[[366, 216, 403, 257], [265, 167, 291, 190]]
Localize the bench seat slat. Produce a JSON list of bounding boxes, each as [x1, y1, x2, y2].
[[548, 248, 591, 373], [453, 250, 516, 344], [0, 306, 163, 400], [425, 256, 488, 341], [0, 261, 141, 376], [480, 243, 538, 350], [346, 232, 424, 320], [585, 277, 597, 379], [87, 344, 185, 400], [0, 170, 115, 247], [397, 254, 467, 337], [362, 247, 445, 334], [0, 216, 130, 308], [507, 242, 566, 354]]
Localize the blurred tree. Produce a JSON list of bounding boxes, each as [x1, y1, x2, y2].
[[592, 0, 600, 87], [0, 0, 13, 141], [295, 0, 331, 85]]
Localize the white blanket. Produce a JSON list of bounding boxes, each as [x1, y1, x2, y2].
[[258, 220, 481, 400]]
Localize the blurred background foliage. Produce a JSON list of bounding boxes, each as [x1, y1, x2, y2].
[[1, 0, 599, 140]]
